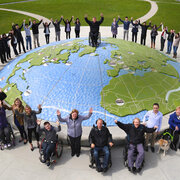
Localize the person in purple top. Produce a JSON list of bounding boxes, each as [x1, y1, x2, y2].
[[111, 16, 120, 38], [57, 108, 93, 157], [0, 100, 11, 148]]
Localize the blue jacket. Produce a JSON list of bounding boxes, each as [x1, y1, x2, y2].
[[169, 112, 180, 131], [119, 19, 131, 30]]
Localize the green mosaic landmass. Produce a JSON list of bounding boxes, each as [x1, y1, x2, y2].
[[101, 38, 180, 116]]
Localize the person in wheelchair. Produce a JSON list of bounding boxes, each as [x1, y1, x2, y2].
[[0, 100, 12, 148], [168, 106, 180, 151], [85, 13, 104, 47], [115, 118, 158, 173], [37, 120, 61, 166], [89, 118, 113, 173]]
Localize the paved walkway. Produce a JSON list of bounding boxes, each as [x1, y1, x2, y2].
[[0, 0, 36, 6], [0, 138, 180, 180], [137, 0, 158, 22], [0, 7, 50, 23]]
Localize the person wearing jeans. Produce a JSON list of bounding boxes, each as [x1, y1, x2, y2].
[[37, 120, 61, 166], [173, 33, 180, 58], [166, 29, 175, 54], [89, 119, 113, 173], [23, 19, 32, 50]]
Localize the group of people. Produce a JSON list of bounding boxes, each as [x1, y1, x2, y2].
[[111, 16, 180, 58], [0, 87, 180, 173], [1, 13, 179, 64]]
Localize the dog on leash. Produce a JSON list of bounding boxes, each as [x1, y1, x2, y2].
[[157, 129, 172, 156], [157, 139, 170, 156]]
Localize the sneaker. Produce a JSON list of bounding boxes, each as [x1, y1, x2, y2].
[[4, 144, 7, 149], [150, 146, 155, 153], [71, 152, 75, 157], [76, 153, 80, 157], [7, 143, 11, 148]]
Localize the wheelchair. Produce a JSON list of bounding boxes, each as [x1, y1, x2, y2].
[[39, 135, 63, 166], [123, 136, 145, 169], [88, 32, 101, 47], [89, 146, 112, 169], [0, 123, 16, 150]]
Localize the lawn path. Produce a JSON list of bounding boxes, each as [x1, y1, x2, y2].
[[0, 0, 158, 23]]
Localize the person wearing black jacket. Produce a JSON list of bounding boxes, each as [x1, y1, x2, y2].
[[37, 120, 61, 166], [131, 17, 140, 43], [89, 118, 113, 172], [43, 22, 51, 44], [9, 30, 18, 56], [85, 13, 104, 47], [51, 17, 63, 41], [12, 23, 26, 54], [115, 118, 157, 173], [32, 19, 43, 48], [74, 18, 81, 38], [63, 16, 73, 39], [139, 21, 151, 45], [166, 29, 175, 54], [2, 34, 11, 60], [0, 35, 7, 64]]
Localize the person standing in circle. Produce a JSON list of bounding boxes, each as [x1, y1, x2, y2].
[[74, 18, 81, 38], [57, 108, 93, 157]]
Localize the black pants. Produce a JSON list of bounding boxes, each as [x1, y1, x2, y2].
[[0, 51, 6, 63], [27, 127, 39, 144], [132, 32, 137, 43], [45, 34, 50, 44], [66, 31, 70, 39], [90, 32, 98, 47], [12, 44, 18, 55], [68, 135, 81, 155], [141, 35, 146, 45], [16, 125, 27, 140], [5, 47, 11, 59], [112, 34, 117, 38], [160, 37, 165, 51], [0, 127, 11, 144], [75, 30, 80, 38], [17, 39, 26, 54], [170, 129, 180, 148]]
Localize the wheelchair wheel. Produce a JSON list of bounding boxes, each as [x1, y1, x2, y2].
[[89, 149, 95, 168], [56, 139, 63, 158]]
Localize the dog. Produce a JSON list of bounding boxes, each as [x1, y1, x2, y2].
[[157, 139, 170, 156]]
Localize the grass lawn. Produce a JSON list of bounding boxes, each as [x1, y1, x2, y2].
[[0, 10, 36, 34], [0, 0, 150, 26], [0, 0, 24, 3], [150, 0, 180, 32]]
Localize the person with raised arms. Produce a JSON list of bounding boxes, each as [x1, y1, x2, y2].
[[57, 108, 93, 157]]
